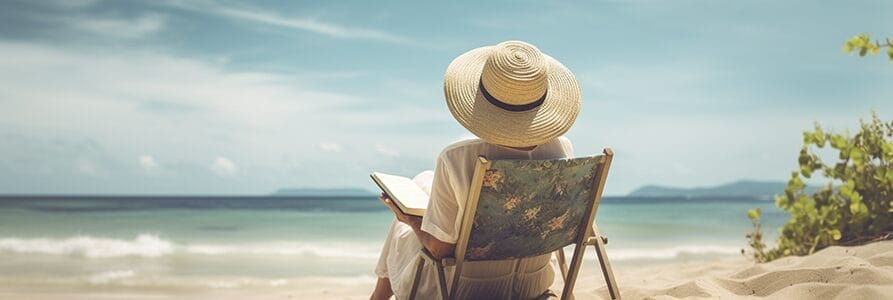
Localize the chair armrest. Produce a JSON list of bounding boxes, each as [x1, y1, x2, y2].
[[420, 247, 456, 267], [586, 235, 608, 245]]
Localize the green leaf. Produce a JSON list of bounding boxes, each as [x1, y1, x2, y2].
[[748, 208, 761, 220], [788, 173, 806, 191], [859, 34, 871, 45], [840, 181, 853, 199], [849, 201, 860, 216], [850, 147, 866, 165], [849, 191, 866, 217], [843, 36, 859, 53], [775, 194, 789, 208], [869, 43, 880, 55], [830, 134, 847, 149], [846, 34, 871, 52], [830, 229, 842, 241], [883, 143, 893, 160], [800, 165, 814, 177], [814, 128, 826, 147]]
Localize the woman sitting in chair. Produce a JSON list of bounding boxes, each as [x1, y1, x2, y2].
[[372, 40, 581, 300]]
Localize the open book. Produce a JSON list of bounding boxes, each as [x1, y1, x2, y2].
[[370, 172, 429, 217]]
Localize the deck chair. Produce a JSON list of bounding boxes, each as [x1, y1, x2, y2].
[[408, 148, 619, 300]]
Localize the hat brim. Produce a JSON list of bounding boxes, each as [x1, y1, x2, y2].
[[443, 46, 581, 148]]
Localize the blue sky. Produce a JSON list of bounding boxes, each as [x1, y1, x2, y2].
[[0, 0, 890, 196]]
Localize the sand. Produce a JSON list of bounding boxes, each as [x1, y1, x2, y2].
[[3, 241, 891, 299], [574, 240, 893, 299]]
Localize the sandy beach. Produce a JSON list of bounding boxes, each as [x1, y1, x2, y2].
[[579, 240, 893, 299], [4, 240, 890, 299]]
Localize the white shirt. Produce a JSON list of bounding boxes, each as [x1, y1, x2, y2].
[[384, 137, 573, 299], [421, 137, 575, 244]]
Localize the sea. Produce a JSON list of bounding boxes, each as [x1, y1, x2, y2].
[[0, 195, 788, 293]]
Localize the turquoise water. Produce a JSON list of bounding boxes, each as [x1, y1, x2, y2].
[[0, 196, 787, 287]]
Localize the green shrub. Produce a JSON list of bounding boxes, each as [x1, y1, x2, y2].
[[842, 34, 893, 61], [746, 112, 893, 262]]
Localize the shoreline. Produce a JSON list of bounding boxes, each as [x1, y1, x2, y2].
[[3, 241, 891, 299]]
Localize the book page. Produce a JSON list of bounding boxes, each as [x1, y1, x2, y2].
[[371, 172, 429, 216]]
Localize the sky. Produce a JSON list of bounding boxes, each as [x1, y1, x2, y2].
[[0, 0, 891, 196]]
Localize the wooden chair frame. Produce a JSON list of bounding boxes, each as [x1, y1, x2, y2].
[[408, 148, 619, 300]]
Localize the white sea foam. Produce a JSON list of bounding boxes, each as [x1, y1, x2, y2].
[[600, 245, 741, 261], [87, 270, 135, 284], [0, 234, 173, 258], [203, 280, 241, 289], [1, 234, 737, 263], [269, 279, 289, 287], [184, 242, 380, 259], [0, 234, 379, 260]]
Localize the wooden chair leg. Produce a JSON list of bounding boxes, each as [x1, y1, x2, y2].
[[408, 256, 425, 300], [591, 233, 620, 299], [418, 247, 450, 300], [556, 248, 569, 281], [560, 243, 586, 300], [435, 260, 448, 300]]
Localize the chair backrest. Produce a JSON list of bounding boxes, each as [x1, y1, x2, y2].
[[456, 153, 611, 261]]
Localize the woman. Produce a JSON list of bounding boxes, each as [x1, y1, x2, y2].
[[372, 40, 581, 300]]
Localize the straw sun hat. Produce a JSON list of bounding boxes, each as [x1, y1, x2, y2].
[[444, 40, 580, 148]]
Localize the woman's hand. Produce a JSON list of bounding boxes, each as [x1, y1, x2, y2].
[[379, 193, 422, 225], [379, 193, 455, 259]]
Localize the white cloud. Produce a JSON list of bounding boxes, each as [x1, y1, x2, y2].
[[374, 143, 399, 157], [163, 0, 418, 45], [210, 157, 237, 177], [139, 155, 160, 171], [318, 142, 343, 153], [0, 41, 356, 133], [0, 40, 448, 194], [76, 158, 98, 176], [64, 14, 166, 39], [45, 0, 99, 9]]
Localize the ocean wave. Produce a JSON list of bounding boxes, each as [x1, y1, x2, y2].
[[184, 242, 380, 259], [0, 234, 740, 262], [67, 275, 378, 289], [606, 245, 741, 261], [0, 234, 173, 258], [87, 270, 136, 284], [0, 234, 379, 259]]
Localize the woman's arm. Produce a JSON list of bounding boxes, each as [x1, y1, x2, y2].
[[380, 194, 455, 259]]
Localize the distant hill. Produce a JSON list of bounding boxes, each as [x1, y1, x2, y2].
[[628, 180, 810, 200], [271, 187, 374, 197]]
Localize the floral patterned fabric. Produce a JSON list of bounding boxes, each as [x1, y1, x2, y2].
[[464, 155, 606, 261]]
